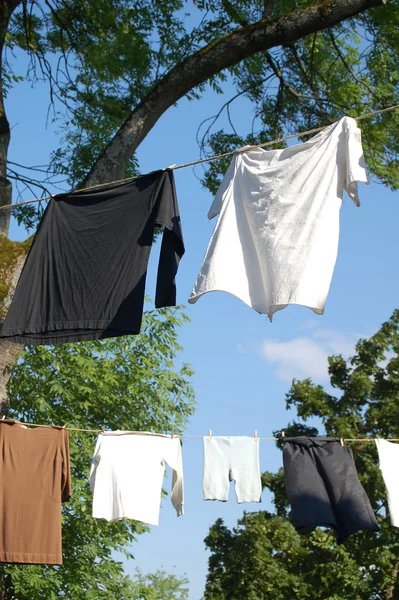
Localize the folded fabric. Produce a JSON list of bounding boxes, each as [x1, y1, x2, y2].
[[189, 116, 369, 320], [203, 436, 262, 503], [283, 436, 378, 543], [89, 431, 183, 526], [0, 420, 71, 564], [0, 169, 184, 345], [375, 438, 399, 527]]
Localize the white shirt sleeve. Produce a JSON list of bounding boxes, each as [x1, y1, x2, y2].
[[89, 435, 102, 493], [207, 154, 239, 219], [342, 116, 369, 207], [163, 437, 184, 517], [375, 438, 399, 527]]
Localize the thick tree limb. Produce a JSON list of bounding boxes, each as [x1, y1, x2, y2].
[[84, 0, 387, 187]]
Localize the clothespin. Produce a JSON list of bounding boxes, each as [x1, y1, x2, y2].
[[340, 438, 344, 447], [171, 426, 174, 439], [101, 425, 105, 433], [208, 429, 212, 440], [281, 430, 285, 438], [254, 430, 258, 440]]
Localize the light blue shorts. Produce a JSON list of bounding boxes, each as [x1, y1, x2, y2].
[[203, 436, 262, 503]]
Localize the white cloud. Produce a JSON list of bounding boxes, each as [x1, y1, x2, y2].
[[261, 329, 358, 383]]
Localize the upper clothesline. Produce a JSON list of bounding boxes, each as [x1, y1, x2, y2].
[[0, 103, 398, 212]]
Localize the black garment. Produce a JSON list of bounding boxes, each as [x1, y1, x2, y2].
[[0, 169, 184, 345], [283, 437, 379, 543]]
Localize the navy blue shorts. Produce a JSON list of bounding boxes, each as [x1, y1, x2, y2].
[[283, 437, 379, 542]]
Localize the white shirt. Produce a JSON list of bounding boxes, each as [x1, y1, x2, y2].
[[89, 431, 184, 526], [375, 438, 399, 527], [189, 116, 369, 320]]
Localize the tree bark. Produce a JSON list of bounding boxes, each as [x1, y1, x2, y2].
[[83, 0, 387, 187], [0, 248, 25, 415], [0, 0, 22, 235], [0, 0, 24, 420]]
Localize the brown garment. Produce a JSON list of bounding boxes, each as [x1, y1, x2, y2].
[[0, 420, 71, 564]]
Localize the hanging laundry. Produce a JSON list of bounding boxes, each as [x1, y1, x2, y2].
[[0, 169, 184, 345], [375, 438, 399, 527], [203, 436, 262, 503], [283, 436, 378, 543], [89, 431, 183, 526], [0, 420, 71, 564], [189, 116, 368, 320]]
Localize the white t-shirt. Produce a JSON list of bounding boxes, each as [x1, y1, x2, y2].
[[89, 431, 184, 526], [375, 438, 399, 527], [189, 116, 369, 320]]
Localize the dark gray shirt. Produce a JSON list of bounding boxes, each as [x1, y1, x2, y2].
[[0, 169, 184, 345]]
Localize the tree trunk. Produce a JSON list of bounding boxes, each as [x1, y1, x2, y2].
[[0, 247, 25, 416], [0, 0, 21, 234], [0, 0, 25, 419], [0, 240, 27, 415]]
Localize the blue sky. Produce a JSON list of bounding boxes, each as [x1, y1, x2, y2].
[[6, 50, 399, 599]]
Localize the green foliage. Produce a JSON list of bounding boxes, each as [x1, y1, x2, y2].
[[204, 310, 399, 599], [132, 568, 189, 599], [5, 1, 398, 228], [1, 306, 195, 599], [201, 2, 399, 193]]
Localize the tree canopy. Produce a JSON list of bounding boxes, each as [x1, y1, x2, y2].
[[0, 306, 195, 599], [3, 0, 397, 230], [204, 310, 399, 600]]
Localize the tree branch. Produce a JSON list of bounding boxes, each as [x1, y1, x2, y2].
[[83, 0, 387, 187], [288, 44, 321, 100], [327, 28, 381, 102], [196, 74, 274, 156], [264, 51, 315, 103]]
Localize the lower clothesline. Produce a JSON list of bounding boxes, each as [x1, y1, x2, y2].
[[1, 418, 397, 442]]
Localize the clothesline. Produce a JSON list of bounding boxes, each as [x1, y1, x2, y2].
[[1, 103, 398, 212], [2, 419, 397, 442]]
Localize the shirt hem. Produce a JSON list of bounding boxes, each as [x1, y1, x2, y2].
[[0, 320, 141, 345], [204, 497, 228, 502], [189, 289, 325, 319], [0, 552, 62, 565]]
